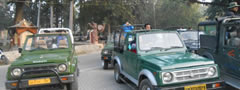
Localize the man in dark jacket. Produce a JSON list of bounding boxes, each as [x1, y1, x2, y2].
[[225, 2, 240, 16]]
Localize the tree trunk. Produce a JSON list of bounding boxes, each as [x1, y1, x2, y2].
[[108, 24, 111, 36], [69, 0, 74, 30], [14, 1, 24, 24], [50, 1, 54, 28]]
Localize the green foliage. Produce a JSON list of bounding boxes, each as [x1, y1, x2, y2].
[[0, 6, 13, 30], [156, 0, 202, 29], [205, 0, 230, 19], [22, 0, 71, 28], [76, 0, 135, 31]]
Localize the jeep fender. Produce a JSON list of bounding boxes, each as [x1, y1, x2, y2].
[[138, 69, 157, 86], [202, 52, 214, 60], [113, 56, 122, 71]]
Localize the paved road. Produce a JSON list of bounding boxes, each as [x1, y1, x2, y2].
[[0, 65, 8, 90], [0, 52, 131, 90], [78, 52, 131, 90]]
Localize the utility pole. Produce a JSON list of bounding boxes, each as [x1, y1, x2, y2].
[[69, 0, 74, 30], [37, 0, 41, 27], [50, 1, 53, 28]]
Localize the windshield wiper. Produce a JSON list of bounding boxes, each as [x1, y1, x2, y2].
[[165, 46, 183, 51], [145, 47, 166, 52]]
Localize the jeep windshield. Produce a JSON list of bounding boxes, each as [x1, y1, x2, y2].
[[24, 35, 69, 51], [139, 33, 184, 51]]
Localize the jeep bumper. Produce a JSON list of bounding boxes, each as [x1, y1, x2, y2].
[[5, 74, 74, 89], [153, 80, 225, 90], [101, 56, 112, 61]]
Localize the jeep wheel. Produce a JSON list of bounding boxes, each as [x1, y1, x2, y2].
[[102, 60, 108, 69], [67, 72, 78, 90], [114, 64, 123, 83], [1, 55, 9, 65], [139, 79, 153, 90]]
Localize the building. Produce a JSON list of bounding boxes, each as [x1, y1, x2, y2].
[[9, 19, 38, 47]]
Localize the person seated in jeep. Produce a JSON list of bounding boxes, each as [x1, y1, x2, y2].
[[229, 29, 240, 47], [128, 37, 136, 53], [57, 31, 68, 47]]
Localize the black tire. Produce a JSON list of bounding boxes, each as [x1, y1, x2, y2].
[[139, 79, 153, 90], [1, 55, 9, 65], [114, 64, 123, 83], [102, 60, 108, 69], [67, 72, 78, 90]]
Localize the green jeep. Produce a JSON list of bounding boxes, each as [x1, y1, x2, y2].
[[101, 34, 114, 69], [5, 34, 79, 90], [113, 30, 224, 90], [197, 17, 240, 89]]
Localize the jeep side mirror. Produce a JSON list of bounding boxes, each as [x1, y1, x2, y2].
[[119, 46, 124, 53], [18, 48, 22, 53]]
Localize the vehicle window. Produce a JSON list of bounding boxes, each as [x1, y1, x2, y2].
[[114, 33, 120, 46], [119, 32, 126, 47], [107, 34, 114, 43], [127, 35, 136, 52], [180, 32, 198, 41], [24, 35, 69, 51], [225, 26, 240, 48], [205, 25, 216, 36], [139, 33, 183, 51]]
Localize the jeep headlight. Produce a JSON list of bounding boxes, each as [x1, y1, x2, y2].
[[162, 72, 173, 82], [103, 50, 108, 54], [208, 67, 216, 76], [58, 64, 67, 72], [11, 68, 22, 77]]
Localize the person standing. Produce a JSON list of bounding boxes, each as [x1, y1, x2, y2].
[[225, 2, 240, 16], [122, 21, 134, 32]]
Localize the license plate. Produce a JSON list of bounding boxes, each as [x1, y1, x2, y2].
[[104, 57, 108, 60], [28, 78, 51, 86], [184, 84, 206, 90]]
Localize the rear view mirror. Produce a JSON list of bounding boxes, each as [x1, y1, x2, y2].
[[18, 48, 22, 53], [128, 37, 133, 42]]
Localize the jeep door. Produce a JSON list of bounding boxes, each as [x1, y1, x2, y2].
[[115, 31, 128, 72], [216, 25, 240, 77], [124, 34, 138, 78]]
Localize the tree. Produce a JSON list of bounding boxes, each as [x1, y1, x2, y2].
[[188, 0, 239, 19], [156, 0, 202, 29], [0, 3, 14, 30], [76, 0, 135, 33]]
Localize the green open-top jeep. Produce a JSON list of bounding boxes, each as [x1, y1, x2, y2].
[[5, 34, 79, 90], [113, 30, 224, 90]]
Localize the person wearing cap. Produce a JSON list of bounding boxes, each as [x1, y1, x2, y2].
[[225, 2, 240, 16]]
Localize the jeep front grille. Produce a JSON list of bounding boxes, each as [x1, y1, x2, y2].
[[162, 66, 218, 84], [175, 68, 208, 81], [23, 65, 57, 76]]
